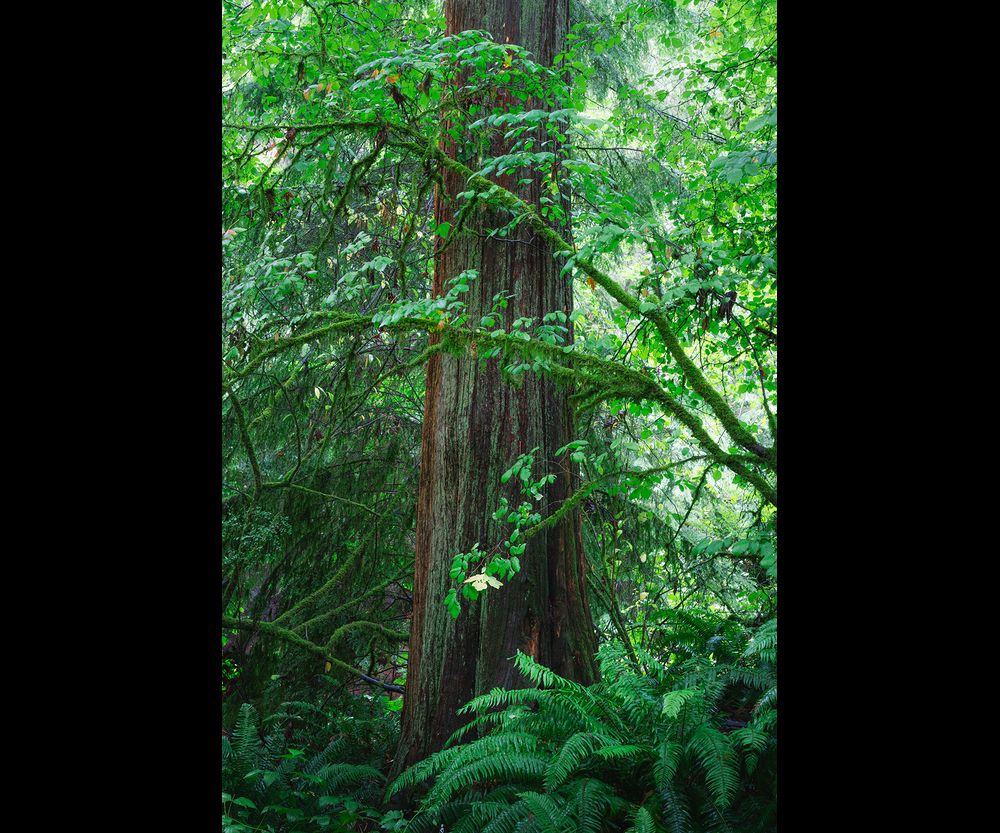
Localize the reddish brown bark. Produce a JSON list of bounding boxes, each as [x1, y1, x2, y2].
[[395, 0, 597, 775]]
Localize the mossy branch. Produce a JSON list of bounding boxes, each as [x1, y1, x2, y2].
[[262, 481, 378, 516], [224, 306, 775, 505], [222, 381, 262, 501], [326, 620, 408, 653], [295, 577, 400, 635], [222, 615, 404, 693], [389, 122, 775, 471], [273, 547, 362, 627], [229, 117, 770, 472]]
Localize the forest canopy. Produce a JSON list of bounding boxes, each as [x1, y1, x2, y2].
[[222, 1, 776, 830]]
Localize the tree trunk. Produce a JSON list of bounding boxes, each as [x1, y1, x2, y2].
[[395, 0, 597, 775]]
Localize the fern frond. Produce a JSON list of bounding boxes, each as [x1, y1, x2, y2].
[[662, 689, 701, 719], [730, 725, 768, 756], [753, 686, 777, 713], [544, 731, 620, 789], [687, 725, 738, 808], [517, 791, 568, 833], [423, 752, 548, 808], [627, 805, 656, 833], [752, 705, 776, 730], [659, 781, 694, 833], [448, 731, 540, 765], [314, 763, 384, 793], [514, 651, 586, 693], [232, 703, 262, 774], [564, 777, 613, 833], [653, 741, 683, 791], [743, 619, 776, 663], [699, 794, 736, 833], [451, 799, 516, 833], [547, 688, 620, 735], [633, 646, 669, 683], [481, 799, 532, 833], [725, 668, 775, 690], [459, 685, 543, 715], [386, 744, 465, 797], [301, 736, 348, 777], [593, 743, 645, 762]]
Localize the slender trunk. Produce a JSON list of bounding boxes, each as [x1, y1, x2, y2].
[[395, 0, 597, 775]]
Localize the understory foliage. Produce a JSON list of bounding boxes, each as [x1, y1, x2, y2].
[[222, 0, 776, 829], [389, 614, 775, 833], [223, 698, 399, 832]]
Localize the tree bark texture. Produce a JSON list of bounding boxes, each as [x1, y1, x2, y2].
[[396, 0, 598, 774]]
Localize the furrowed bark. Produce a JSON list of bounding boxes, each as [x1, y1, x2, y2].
[[395, 0, 597, 776]]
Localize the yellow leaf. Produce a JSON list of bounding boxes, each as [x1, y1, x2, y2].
[[465, 574, 502, 591], [324, 661, 332, 672], [709, 29, 722, 38], [372, 68, 382, 79], [587, 276, 597, 291], [387, 74, 400, 84], [303, 89, 311, 100]]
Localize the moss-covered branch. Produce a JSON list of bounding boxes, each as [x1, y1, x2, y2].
[[222, 381, 262, 501], [390, 123, 775, 470], [224, 305, 775, 505], [224, 117, 774, 479], [222, 615, 404, 693], [326, 620, 408, 653], [295, 577, 400, 635], [273, 546, 362, 627], [262, 481, 378, 516]]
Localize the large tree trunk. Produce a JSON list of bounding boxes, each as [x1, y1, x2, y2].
[[395, 0, 597, 774]]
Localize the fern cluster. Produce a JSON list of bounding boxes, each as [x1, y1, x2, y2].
[[389, 616, 776, 833], [222, 702, 390, 832]]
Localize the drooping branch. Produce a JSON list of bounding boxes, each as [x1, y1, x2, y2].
[[222, 615, 405, 694], [225, 98, 774, 472], [222, 381, 262, 501], [263, 481, 378, 516], [226, 115, 773, 475], [273, 538, 365, 627], [326, 619, 408, 653], [295, 576, 401, 635], [224, 305, 775, 505], [389, 123, 775, 469]]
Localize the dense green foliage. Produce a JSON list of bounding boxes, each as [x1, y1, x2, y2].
[[223, 699, 396, 831], [222, 0, 776, 829], [390, 620, 775, 833]]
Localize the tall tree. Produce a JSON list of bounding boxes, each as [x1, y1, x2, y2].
[[397, 0, 598, 770]]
